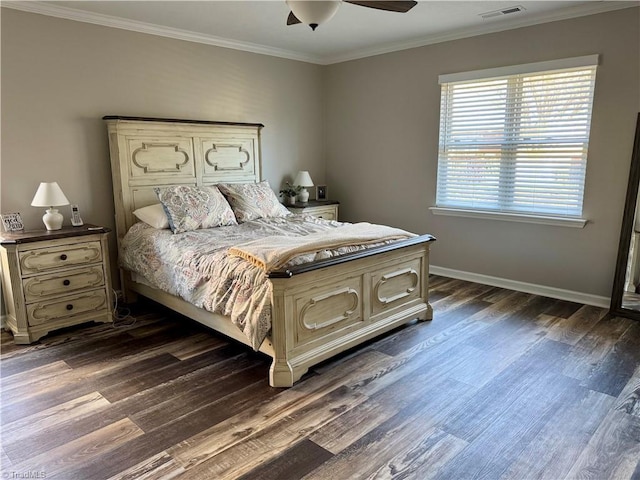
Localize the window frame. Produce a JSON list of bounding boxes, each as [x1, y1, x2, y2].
[[433, 55, 599, 228]]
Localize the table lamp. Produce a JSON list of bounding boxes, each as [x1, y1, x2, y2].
[[31, 182, 70, 230], [294, 170, 314, 203]]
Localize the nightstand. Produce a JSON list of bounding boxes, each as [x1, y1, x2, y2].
[[287, 200, 339, 221], [0, 225, 113, 344]]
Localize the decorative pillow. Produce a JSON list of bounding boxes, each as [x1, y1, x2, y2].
[[217, 181, 291, 223], [133, 203, 170, 229], [155, 185, 237, 233]]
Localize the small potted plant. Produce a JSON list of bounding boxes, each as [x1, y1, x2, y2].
[[279, 182, 300, 205]]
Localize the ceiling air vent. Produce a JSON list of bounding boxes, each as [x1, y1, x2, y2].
[[480, 5, 526, 19]]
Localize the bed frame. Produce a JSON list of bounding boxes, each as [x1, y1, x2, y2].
[[104, 116, 435, 387]]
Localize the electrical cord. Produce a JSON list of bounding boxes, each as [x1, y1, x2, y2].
[[111, 289, 137, 328]]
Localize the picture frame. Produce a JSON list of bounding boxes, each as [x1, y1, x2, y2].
[[1, 212, 24, 232], [316, 185, 328, 201]]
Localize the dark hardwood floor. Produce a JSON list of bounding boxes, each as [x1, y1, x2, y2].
[[1, 275, 640, 479]]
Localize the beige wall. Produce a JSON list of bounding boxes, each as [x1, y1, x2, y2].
[[1, 9, 325, 267], [324, 8, 640, 298]]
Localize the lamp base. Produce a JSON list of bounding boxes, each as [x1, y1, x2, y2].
[[42, 208, 64, 230], [298, 188, 310, 203]]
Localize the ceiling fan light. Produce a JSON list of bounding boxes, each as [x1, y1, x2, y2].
[[286, 0, 341, 30]]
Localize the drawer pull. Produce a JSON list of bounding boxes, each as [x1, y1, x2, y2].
[[66, 304, 74, 311], [60, 254, 68, 261], [63, 279, 71, 286]]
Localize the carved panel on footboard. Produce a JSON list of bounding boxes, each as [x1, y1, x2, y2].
[[370, 257, 424, 318], [293, 277, 364, 347]]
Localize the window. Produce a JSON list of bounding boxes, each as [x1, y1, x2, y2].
[[435, 55, 598, 224]]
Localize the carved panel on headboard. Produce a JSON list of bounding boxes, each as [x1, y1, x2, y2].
[[204, 143, 250, 171], [127, 137, 195, 178], [200, 137, 257, 182]]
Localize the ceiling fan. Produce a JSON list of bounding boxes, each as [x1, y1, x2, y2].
[[286, 1, 418, 31]]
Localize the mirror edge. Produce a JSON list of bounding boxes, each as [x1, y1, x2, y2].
[[610, 112, 640, 320]]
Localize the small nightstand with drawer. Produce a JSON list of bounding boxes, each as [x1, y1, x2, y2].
[[287, 200, 339, 221], [0, 225, 113, 344]]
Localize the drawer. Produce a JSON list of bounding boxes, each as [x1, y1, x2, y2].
[[27, 289, 108, 326], [308, 207, 337, 221], [19, 241, 102, 275], [22, 265, 105, 303]]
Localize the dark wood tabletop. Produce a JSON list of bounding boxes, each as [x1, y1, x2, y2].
[[0, 224, 110, 244]]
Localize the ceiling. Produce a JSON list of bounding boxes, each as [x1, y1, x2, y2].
[[5, 1, 635, 64]]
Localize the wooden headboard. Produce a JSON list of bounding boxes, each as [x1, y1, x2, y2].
[[104, 116, 264, 243]]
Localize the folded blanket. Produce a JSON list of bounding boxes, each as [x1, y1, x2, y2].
[[228, 222, 415, 272]]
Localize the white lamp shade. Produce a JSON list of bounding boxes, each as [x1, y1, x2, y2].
[[294, 171, 314, 187], [286, 1, 340, 29], [31, 182, 70, 207]]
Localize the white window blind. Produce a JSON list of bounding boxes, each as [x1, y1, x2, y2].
[[436, 56, 598, 218]]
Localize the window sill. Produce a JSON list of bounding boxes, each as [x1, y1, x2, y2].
[[429, 207, 587, 228]]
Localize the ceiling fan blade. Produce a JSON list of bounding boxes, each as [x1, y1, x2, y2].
[[344, 1, 417, 13], [287, 11, 301, 25]]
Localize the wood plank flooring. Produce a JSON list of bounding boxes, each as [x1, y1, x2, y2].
[[2, 275, 640, 479]]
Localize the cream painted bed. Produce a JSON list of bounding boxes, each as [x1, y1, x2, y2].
[[105, 116, 435, 387]]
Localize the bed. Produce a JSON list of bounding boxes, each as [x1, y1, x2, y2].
[[105, 116, 435, 387]]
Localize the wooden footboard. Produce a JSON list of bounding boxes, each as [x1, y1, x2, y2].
[[268, 236, 433, 386]]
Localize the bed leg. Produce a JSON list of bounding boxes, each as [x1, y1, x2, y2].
[[123, 288, 138, 304], [269, 359, 309, 388], [120, 270, 138, 304], [269, 359, 295, 387]]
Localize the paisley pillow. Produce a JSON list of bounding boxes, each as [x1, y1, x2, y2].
[[155, 185, 237, 233], [217, 181, 291, 223]]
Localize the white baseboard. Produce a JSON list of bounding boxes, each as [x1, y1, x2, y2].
[[430, 265, 610, 309], [1, 314, 7, 330]]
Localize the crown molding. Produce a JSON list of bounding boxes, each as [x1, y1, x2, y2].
[[1, 1, 324, 64], [324, 1, 637, 64], [3, 1, 637, 66]]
